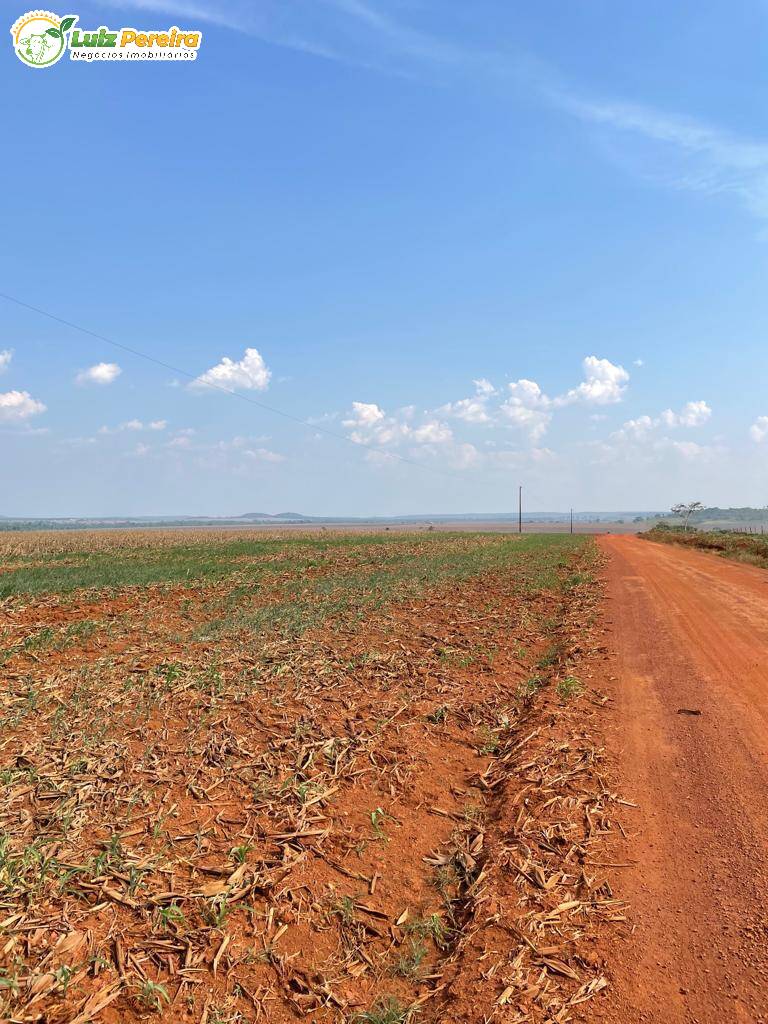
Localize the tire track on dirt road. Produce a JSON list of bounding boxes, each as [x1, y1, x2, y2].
[[594, 535, 768, 1024]]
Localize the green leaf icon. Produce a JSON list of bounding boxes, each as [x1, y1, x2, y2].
[[46, 27, 62, 38], [60, 16, 77, 32]]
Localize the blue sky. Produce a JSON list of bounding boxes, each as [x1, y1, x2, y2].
[[2, 0, 768, 516]]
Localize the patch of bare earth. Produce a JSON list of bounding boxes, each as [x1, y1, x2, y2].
[[0, 544, 624, 1023]]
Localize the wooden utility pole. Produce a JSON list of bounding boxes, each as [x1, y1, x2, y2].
[[518, 485, 522, 534], [570, 508, 573, 534]]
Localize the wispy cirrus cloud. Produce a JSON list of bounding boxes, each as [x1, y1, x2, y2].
[[103, 0, 501, 72], [102, 0, 768, 229], [320, 0, 472, 65], [100, 0, 350, 63], [552, 92, 768, 222], [107, 0, 768, 232], [101, 0, 246, 32]]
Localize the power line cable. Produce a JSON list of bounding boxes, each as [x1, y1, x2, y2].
[[0, 290, 461, 480]]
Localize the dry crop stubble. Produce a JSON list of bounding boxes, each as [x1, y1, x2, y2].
[[0, 530, 623, 1022]]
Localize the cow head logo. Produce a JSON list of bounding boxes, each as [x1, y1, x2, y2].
[[10, 11, 77, 68]]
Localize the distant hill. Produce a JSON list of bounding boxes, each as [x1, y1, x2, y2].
[[0, 510, 664, 532], [239, 511, 308, 521]]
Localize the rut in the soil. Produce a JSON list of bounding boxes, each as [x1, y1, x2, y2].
[[427, 549, 625, 1024]]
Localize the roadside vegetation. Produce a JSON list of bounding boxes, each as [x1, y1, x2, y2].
[[645, 524, 768, 569], [0, 529, 619, 1023]]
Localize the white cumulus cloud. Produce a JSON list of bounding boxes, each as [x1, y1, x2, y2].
[[663, 439, 717, 461], [343, 401, 452, 449], [560, 356, 629, 406], [346, 401, 385, 426], [242, 447, 285, 463], [100, 419, 168, 434], [449, 442, 482, 468], [500, 405, 551, 441], [76, 362, 122, 386], [496, 357, 629, 441], [614, 400, 711, 441], [191, 347, 271, 392], [659, 400, 711, 428], [437, 356, 630, 444], [500, 379, 553, 441], [438, 378, 498, 423], [123, 418, 167, 431], [439, 397, 490, 423], [411, 420, 453, 444], [750, 416, 768, 443], [0, 350, 12, 374], [614, 414, 655, 441], [0, 390, 46, 422], [168, 434, 193, 449], [506, 378, 551, 408], [342, 355, 630, 452]]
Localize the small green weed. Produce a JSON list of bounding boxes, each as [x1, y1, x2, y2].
[[516, 675, 541, 700], [202, 895, 229, 928], [229, 843, 252, 864], [155, 902, 186, 932], [329, 894, 356, 925], [135, 979, 170, 1012], [536, 643, 563, 670], [370, 806, 394, 841], [476, 726, 500, 755], [393, 938, 427, 978], [54, 964, 73, 994], [353, 996, 412, 1023], [406, 913, 450, 950], [557, 675, 583, 699]]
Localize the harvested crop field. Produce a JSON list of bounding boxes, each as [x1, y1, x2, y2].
[[0, 529, 623, 1024]]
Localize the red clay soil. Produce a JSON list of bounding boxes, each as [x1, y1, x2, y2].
[[1, 543, 626, 1024], [592, 535, 768, 1024]]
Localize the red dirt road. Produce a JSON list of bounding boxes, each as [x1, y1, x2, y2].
[[595, 536, 768, 1023]]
